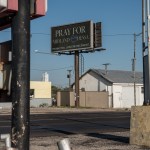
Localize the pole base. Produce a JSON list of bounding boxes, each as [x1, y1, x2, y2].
[[130, 106, 150, 147]]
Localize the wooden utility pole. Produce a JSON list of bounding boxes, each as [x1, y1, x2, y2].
[[75, 51, 79, 107], [133, 33, 137, 106]]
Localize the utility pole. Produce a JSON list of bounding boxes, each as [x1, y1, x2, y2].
[[146, 0, 150, 104], [102, 63, 110, 75], [67, 70, 72, 90], [133, 33, 137, 106], [11, 0, 30, 149], [75, 51, 79, 107], [142, 0, 146, 105], [132, 33, 142, 106]]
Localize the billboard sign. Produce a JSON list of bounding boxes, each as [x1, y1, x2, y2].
[[0, 0, 7, 12], [51, 21, 94, 52]]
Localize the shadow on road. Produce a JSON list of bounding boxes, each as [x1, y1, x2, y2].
[[86, 133, 129, 144], [44, 127, 129, 144]]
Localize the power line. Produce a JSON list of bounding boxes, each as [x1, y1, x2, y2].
[[0, 30, 141, 37], [31, 66, 73, 72], [103, 33, 134, 36], [31, 32, 50, 35], [31, 33, 135, 36]]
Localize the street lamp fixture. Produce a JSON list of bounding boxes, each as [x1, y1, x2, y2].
[[34, 49, 59, 55], [34, 49, 51, 54]]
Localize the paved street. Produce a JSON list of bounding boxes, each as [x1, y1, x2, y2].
[[0, 108, 130, 137]]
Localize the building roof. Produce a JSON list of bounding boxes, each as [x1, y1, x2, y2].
[[89, 69, 143, 84]]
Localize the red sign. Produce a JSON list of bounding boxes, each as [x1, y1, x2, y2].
[[0, 0, 47, 31]]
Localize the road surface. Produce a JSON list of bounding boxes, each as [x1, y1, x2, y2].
[[0, 109, 130, 138]]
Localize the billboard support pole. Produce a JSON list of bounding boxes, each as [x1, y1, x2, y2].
[[75, 51, 79, 107], [11, 0, 30, 149], [146, 0, 150, 104], [142, 0, 146, 105]]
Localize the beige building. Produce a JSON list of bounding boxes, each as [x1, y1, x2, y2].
[[30, 81, 51, 99]]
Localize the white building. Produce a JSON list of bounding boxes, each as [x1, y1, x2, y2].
[[75, 69, 144, 108]]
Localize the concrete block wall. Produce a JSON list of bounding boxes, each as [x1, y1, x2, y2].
[[0, 98, 52, 108], [57, 91, 109, 108]]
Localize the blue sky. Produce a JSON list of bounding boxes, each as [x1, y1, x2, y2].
[[0, 0, 142, 87]]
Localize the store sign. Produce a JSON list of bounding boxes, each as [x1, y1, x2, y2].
[[51, 21, 93, 52], [0, 0, 7, 12]]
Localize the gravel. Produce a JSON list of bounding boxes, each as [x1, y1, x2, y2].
[[1, 132, 149, 150], [29, 131, 149, 150]]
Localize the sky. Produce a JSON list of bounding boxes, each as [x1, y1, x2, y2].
[[0, 0, 143, 87]]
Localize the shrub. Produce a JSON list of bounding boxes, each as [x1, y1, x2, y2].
[[39, 103, 49, 108]]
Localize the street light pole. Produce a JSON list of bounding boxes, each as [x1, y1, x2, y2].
[[132, 33, 142, 106], [34, 50, 57, 55]]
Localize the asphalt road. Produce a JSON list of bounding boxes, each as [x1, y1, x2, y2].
[[0, 110, 130, 137]]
